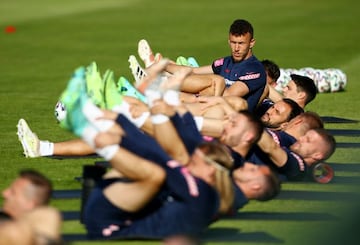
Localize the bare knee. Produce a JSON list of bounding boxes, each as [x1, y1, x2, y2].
[[212, 75, 226, 96]]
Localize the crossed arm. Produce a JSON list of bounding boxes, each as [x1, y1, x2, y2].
[[257, 130, 288, 168]]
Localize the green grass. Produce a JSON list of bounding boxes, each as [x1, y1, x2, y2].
[[1, 0, 360, 244]]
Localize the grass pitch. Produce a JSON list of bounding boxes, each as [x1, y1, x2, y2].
[[1, 0, 360, 244]]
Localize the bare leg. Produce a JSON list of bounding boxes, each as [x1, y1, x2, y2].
[[94, 132, 166, 212], [181, 74, 225, 96], [53, 138, 94, 156]]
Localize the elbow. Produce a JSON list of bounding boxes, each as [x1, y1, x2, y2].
[[151, 165, 166, 188]]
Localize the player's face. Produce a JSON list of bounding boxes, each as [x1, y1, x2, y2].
[[283, 80, 299, 101], [261, 101, 291, 129], [2, 178, 34, 218], [228, 33, 254, 62], [220, 113, 248, 147], [232, 162, 270, 182], [290, 129, 325, 163]]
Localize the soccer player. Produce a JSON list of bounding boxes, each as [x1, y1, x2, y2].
[[155, 19, 267, 112], [1, 169, 52, 220], [17, 96, 302, 158], [0, 169, 62, 244], [262, 59, 281, 87], [56, 65, 237, 239], [249, 126, 336, 181], [267, 74, 318, 109], [270, 111, 324, 145]]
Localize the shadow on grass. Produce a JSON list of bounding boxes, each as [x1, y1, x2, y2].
[[277, 190, 360, 201], [53, 189, 81, 199], [331, 175, 360, 184], [62, 210, 337, 223], [62, 228, 284, 244], [330, 162, 360, 172], [321, 116, 359, 124], [336, 142, 360, 148], [327, 129, 360, 136], [62, 210, 80, 220], [204, 228, 283, 243], [224, 211, 337, 222]]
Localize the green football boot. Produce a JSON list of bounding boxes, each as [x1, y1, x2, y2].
[[85, 62, 105, 108], [176, 56, 189, 66], [103, 69, 123, 110], [58, 67, 89, 136], [117, 76, 147, 104]]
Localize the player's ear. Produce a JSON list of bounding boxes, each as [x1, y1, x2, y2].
[[250, 182, 261, 192], [291, 116, 303, 126], [297, 91, 306, 101], [250, 38, 256, 49], [312, 152, 324, 162], [279, 122, 289, 130]]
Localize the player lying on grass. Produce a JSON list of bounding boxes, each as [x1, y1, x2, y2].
[[17, 60, 302, 158], [254, 59, 317, 117], [17, 96, 302, 158], [17, 59, 328, 183], [0, 169, 62, 244], [265, 74, 318, 110], [54, 61, 280, 239]]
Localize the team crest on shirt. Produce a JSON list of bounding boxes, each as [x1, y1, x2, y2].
[[102, 224, 120, 236], [214, 58, 224, 67], [239, 72, 261, 81], [167, 160, 181, 168]]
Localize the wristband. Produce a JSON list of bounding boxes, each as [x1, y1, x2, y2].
[[194, 116, 204, 130], [163, 90, 180, 106], [151, 114, 169, 124]]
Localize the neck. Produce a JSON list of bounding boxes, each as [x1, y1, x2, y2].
[[296, 99, 306, 108], [284, 127, 302, 140]]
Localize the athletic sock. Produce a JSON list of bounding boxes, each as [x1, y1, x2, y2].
[[80, 118, 120, 160], [151, 114, 169, 124], [39, 141, 54, 156], [193, 116, 204, 131], [82, 99, 114, 132], [112, 101, 150, 128], [96, 145, 119, 161], [163, 90, 180, 106]]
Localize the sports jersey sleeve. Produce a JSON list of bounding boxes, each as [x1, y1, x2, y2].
[[116, 114, 172, 166], [265, 128, 296, 148], [211, 57, 226, 75], [278, 148, 307, 181], [170, 112, 203, 155], [239, 63, 266, 92], [165, 162, 218, 205], [239, 62, 266, 112]]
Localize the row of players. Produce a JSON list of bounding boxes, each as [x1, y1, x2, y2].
[[12, 19, 336, 243]]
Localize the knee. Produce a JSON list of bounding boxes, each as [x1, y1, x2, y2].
[[211, 76, 226, 95], [151, 165, 166, 188]]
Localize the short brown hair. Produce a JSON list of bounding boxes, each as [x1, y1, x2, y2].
[[19, 169, 52, 205]]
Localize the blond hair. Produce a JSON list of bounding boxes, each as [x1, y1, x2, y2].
[[198, 141, 234, 214]]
